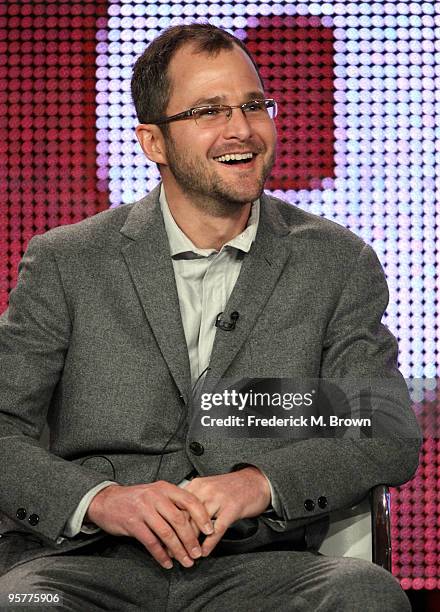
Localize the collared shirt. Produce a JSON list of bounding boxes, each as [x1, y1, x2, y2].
[[160, 185, 260, 384]]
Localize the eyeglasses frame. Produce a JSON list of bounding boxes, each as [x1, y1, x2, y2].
[[150, 98, 277, 126]]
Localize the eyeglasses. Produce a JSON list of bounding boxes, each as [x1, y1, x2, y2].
[[151, 98, 277, 128]]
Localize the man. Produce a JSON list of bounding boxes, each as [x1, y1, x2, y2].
[[0, 23, 420, 611]]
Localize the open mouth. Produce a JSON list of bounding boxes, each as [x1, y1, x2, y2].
[[213, 152, 255, 165]]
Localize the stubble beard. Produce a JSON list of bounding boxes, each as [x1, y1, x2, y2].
[[163, 136, 275, 217]]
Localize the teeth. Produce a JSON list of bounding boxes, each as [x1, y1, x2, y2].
[[215, 152, 254, 162]]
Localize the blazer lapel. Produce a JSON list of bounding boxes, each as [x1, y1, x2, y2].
[[119, 186, 191, 399], [206, 193, 292, 384]]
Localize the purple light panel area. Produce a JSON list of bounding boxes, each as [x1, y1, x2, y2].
[[3, 0, 440, 591]]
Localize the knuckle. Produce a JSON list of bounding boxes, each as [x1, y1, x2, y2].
[[171, 512, 186, 528], [150, 480, 166, 493], [157, 526, 173, 540], [143, 534, 159, 549], [126, 515, 137, 527], [185, 492, 201, 506], [182, 489, 195, 500], [214, 522, 227, 536]]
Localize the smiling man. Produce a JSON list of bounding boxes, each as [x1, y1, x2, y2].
[[0, 23, 420, 611], [134, 37, 277, 244]]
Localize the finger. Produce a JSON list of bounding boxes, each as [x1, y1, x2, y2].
[[155, 500, 202, 561], [189, 517, 200, 538], [201, 528, 224, 557], [166, 523, 199, 557], [201, 510, 236, 557], [130, 523, 174, 570], [181, 511, 200, 539], [145, 512, 196, 568], [170, 489, 214, 536], [144, 512, 200, 567]]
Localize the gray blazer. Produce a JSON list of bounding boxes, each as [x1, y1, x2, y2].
[[0, 185, 420, 570]]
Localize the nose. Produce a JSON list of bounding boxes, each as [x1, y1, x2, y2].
[[221, 107, 252, 140]]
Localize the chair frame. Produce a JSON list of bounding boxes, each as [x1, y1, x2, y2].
[[371, 484, 392, 571]]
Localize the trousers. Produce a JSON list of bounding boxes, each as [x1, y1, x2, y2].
[[0, 534, 411, 612]]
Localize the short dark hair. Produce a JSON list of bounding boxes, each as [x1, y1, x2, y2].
[[131, 23, 264, 128]]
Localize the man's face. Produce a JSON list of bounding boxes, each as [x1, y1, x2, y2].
[[160, 43, 277, 215]]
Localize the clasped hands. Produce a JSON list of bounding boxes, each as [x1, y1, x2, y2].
[[86, 467, 271, 570]]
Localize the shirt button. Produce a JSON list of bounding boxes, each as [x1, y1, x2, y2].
[[16, 508, 27, 520], [28, 514, 39, 526], [304, 499, 315, 512], [189, 441, 204, 456], [318, 496, 328, 509]]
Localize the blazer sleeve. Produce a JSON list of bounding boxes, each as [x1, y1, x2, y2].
[[0, 234, 115, 543], [238, 243, 422, 524]]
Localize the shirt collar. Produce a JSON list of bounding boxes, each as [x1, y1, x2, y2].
[[159, 184, 260, 258]]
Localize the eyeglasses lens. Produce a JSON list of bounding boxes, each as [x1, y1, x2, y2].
[[193, 100, 277, 126]]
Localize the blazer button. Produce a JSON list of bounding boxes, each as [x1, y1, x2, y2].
[[189, 441, 204, 456], [16, 508, 26, 520], [318, 496, 328, 509], [304, 499, 315, 512], [28, 514, 39, 526]]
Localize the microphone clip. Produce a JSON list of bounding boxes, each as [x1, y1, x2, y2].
[[215, 311, 239, 331]]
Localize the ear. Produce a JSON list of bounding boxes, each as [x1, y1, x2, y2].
[[135, 124, 168, 165]]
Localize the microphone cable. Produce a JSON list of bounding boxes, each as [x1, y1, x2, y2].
[[153, 365, 211, 482]]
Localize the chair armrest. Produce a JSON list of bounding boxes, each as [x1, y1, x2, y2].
[[318, 484, 392, 571], [371, 484, 391, 571], [318, 496, 372, 561]]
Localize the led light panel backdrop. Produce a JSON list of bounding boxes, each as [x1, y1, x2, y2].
[[1, 0, 110, 310], [2, 0, 440, 591]]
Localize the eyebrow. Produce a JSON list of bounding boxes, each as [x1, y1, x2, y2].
[[190, 91, 266, 107]]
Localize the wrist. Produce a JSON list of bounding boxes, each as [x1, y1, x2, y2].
[[86, 483, 120, 524], [239, 466, 271, 510]]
